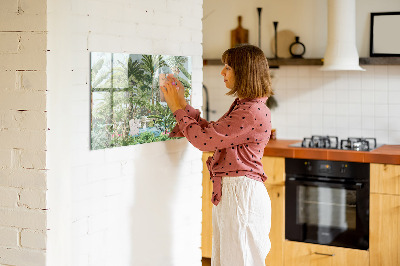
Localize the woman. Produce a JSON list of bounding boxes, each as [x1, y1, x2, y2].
[[161, 44, 273, 266]]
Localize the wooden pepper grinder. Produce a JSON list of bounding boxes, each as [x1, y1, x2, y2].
[[231, 16, 249, 48]]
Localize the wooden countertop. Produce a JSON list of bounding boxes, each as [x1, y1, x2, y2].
[[263, 139, 400, 165]]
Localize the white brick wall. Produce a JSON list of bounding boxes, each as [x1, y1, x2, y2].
[[47, 1, 203, 266], [21, 229, 47, 250], [0, 0, 48, 265], [0, 187, 19, 208], [0, 227, 19, 247]]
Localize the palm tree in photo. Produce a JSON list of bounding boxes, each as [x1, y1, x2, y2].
[[127, 57, 146, 120], [140, 55, 166, 105]]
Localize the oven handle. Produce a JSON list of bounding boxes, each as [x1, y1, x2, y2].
[[286, 177, 364, 189], [314, 252, 335, 257]]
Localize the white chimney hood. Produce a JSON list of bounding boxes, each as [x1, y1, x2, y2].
[[320, 0, 365, 71]]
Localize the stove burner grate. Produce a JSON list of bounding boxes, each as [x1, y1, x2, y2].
[[301, 135, 339, 149], [340, 137, 377, 151], [298, 136, 378, 151]]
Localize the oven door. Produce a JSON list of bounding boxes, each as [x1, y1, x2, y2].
[[285, 177, 369, 250]]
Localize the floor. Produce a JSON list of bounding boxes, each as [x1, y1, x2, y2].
[[202, 257, 211, 266]]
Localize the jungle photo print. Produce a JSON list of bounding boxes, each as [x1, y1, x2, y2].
[[90, 52, 192, 150]]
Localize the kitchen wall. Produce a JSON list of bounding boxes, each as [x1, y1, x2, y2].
[[203, 0, 400, 144], [0, 0, 48, 265], [203, 0, 400, 58]]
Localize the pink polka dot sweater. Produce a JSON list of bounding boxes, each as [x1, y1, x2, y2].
[[170, 97, 271, 206]]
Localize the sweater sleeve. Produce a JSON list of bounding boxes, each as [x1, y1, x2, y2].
[[173, 106, 257, 152], [169, 104, 210, 137]]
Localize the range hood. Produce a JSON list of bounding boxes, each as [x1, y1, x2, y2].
[[320, 0, 365, 71]]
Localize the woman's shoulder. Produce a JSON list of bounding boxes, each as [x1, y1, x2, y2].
[[239, 98, 269, 111], [245, 99, 271, 122], [229, 100, 270, 123]]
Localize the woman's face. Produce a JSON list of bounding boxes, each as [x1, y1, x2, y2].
[[220, 64, 235, 89]]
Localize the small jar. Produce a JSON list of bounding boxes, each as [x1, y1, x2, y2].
[[270, 129, 277, 140]]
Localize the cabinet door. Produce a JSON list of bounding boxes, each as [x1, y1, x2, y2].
[[201, 152, 213, 258], [261, 156, 285, 185], [284, 241, 369, 266], [264, 184, 284, 266], [370, 193, 400, 266], [370, 163, 400, 195]]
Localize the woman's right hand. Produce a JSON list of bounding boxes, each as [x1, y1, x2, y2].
[[167, 74, 187, 109]]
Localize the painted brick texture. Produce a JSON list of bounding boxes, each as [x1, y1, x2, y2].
[[46, 0, 203, 266], [0, 0, 48, 265]]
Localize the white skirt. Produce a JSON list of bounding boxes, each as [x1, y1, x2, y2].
[[212, 176, 271, 266]]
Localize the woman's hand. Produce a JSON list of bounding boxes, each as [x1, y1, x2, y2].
[[172, 76, 187, 109], [160, 75, 186, 113]]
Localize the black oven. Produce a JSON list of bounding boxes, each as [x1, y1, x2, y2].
[[285, 158, 369, 250]]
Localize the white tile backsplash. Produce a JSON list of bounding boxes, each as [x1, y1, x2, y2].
[[389, 131, 400, 143], [298, 77, 311, 89], [374, 65, 388, 77], [374, 90, 388, 104], [361, 104, 375, 117], [375, 104, 389, 117], [336, 103, 349, 116], [298, 67, 311, 78], [375, 130, 389, 144], [285, 66, 298, 77], [203, 64, 400, 144], [362, 116, 375, 130], [375, 117, 389, 129], [389, 104, 400, 117], [389, 117, 400, 131], [323, 103, 336, 116], [336, 115, 348, 129], [388, 76, 400, 91], [388, 66, 400, 76], [388, 91, 400, 104], [374, 77, 388, 91], [362, 89, 375, 103], [286, 77, 299, 89], [336, 90, 349, 103]]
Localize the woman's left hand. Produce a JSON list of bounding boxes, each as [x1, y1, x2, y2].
[[160, 75, 184, 113]]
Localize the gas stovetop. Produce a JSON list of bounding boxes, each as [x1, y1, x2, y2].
[[289, 135, 382, 151]]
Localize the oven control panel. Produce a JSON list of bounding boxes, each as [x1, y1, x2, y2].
[[286, 158, 369, 180]]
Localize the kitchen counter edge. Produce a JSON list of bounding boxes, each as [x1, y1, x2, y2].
[[263, 139, 400, 165]]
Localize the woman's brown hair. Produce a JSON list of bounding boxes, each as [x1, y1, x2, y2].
[[221, 44, 273, 99]]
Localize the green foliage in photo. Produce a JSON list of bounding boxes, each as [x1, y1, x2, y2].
[[90, 52, 191, 150]]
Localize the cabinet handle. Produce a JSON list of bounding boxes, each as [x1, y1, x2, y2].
[[314, 252, 335, 257]]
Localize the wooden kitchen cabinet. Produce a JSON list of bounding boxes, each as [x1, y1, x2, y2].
[[370, 193, 400, 266], [370, 163, 400, 266], [370, 163, 400, 195], [261, 156, 285, 186], [262, 156, 285, 266], [201, 152, 213, 258], [284, 241, 369, 266], [201, 154, 286, 266], [264, 184, 285, 266]]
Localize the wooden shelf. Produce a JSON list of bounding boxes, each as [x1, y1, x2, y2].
[[359, 57, 400, 65], [268, 58, 322, 67], [203, 57, 400, 67], [203, 58, 323, 67]]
